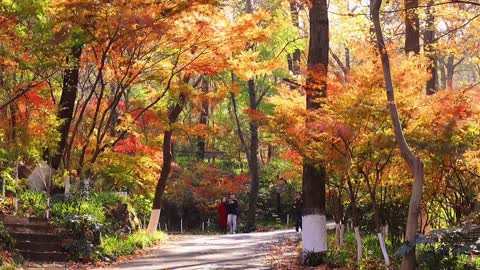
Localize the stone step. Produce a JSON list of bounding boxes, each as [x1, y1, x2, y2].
[[11, 232, 59, 242], [1, 215, 48, 226], [15, 241, 64, 252], [4, 223, 56, 234], [18, 251, 69, 262]]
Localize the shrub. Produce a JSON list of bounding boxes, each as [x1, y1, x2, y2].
[[0, 222, 14, 251], [416, 229, 480, 270], [100, 230, 166, 259], [323, 232, 400, 269], [51, 193, 108, 223], [55, 213, 102, 261], [17, 191, 46, 217]]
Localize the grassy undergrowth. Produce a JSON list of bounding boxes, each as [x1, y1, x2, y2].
[[100, 230, 166, 259]]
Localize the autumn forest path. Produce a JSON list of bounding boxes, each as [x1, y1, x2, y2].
[[96, 229, 300, 270]]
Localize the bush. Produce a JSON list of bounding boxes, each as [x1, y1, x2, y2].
[[55, 213, 102, 261], [416, 229, 480, 270], [0, 222, 14, 251], [51, 193, 111, 223], [100, 230, 166, 259], [128, 195, 152, 227], [323, 232, 400, 270], [17, 191, 46, 217]]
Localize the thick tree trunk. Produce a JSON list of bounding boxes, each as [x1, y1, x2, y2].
[[371, 1, 425, 269], [45, 44, 83, 170], [301, 0, 329, 261], [424, 0, 437, 95], [404, 0, 420, 54], [147, 95, 186, 233], [302, 165, 327, 255]]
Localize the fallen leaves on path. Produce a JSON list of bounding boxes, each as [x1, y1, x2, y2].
[[265, 233, 334, 270]]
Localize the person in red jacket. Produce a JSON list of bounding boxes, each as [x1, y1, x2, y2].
[[217, 197, 228, 233]]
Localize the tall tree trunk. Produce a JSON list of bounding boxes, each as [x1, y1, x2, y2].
[[288, 0, 301, 76], [245, 78, 261, 231], [301, 0, 329, 262], [404, 0, 420, 54], [424, 0, 437, 95], [445, 54, 459, 89], [197, 78, 209, 160], [44, 44, 83, 170], [244, 0, 261, 232], [372, 1, 425, 269], [439, 59, 447, 89], [147, 95, 186, 233]]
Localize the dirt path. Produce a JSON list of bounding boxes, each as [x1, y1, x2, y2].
[[96, 229, 299, 270]]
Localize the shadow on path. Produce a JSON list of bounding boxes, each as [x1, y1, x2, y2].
[[96, 229, 299, 270]]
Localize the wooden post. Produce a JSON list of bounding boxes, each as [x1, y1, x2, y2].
[[64, 176, 71, 196]]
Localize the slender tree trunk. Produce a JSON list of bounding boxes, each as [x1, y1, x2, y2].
[[404, 0, 420, 54], [446, 54, 455, 89], [9, 103, 17, 143], [197, 78, 209, 160], [365, 173, 390, 265], [147, 95, 186, 233], [44, 44, 83, 170], [330, 188, 344, 247], [372, 197, 390, 265], [244, 0, 261, 232], [371, 1, 425, 269], [288, 0, 301, 76], [301, 0, 329, 262], [424, 0, 437, 95], [439, 59, 447, 89], [246, 79, 261, 231], [347, 179, 363, 262]]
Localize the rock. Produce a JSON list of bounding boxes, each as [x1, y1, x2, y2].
[[27, 162, 56, 192], [107, 203, 140, 235]]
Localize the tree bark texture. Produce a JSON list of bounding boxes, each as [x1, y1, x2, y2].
[[288, 0, 301, 76], [147, 94, 186, 233], [405, 0, 420, 54], [197, 78, 209, 160], [371, 1, 425, 269], [245, 79, 261, 231], [243, 0, 261, 232], [424, 0, 437, 95], [45, 44, 83, 170], [301, 0, 329, 259]]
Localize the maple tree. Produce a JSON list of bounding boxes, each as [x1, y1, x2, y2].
[[0, 0, 479, 268]]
